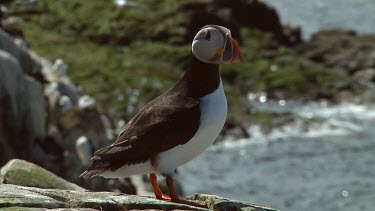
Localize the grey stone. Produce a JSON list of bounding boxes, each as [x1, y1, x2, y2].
[[0, 159, 85, 191], [0, 50, 46, 164], [0, 29, 41, 77], [0, 184, 210, 211], [0, 184, 279, 211], [189, 194, 280, 211], [0, 28, 120, 193], [75, 136, 93, 166], [353, 68, 375, 84], [1, 208, 98, 211], [0, 159, 277, 210]]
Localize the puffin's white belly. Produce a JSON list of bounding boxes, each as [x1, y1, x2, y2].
[[156, 80, 227, 175], [100, 160, 154, 178]]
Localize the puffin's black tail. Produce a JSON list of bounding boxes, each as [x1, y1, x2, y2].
[[79, 158, 111, 178]]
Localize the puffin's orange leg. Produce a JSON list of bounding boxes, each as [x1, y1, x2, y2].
[[150, 173, 171, 200], [166, 175, 206, 208]]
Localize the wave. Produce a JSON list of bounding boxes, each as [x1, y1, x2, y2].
[[214, 100, 375, 150]]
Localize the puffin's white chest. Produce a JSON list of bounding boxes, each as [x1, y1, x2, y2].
[[156, 80, 227, 175]]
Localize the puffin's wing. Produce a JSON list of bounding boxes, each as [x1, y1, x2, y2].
[[80, 95, 200, 177]]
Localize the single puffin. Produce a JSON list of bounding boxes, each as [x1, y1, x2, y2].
[[80, 25, 242, 207]]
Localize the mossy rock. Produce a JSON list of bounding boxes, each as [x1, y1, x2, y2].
[[0, 159, 85, 191], [190, 193, 280, 211], [0, 184, 279, 211]]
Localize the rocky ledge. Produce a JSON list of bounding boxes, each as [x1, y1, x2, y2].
[[0, 184, 278, 211], [0, 159, 278, 211]]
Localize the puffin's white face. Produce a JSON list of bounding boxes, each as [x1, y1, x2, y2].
[[192, 25, 242, 64], [192, 27, 225, 64]]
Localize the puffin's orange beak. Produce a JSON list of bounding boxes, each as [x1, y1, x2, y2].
[[229, 37, 242, 63], [222, 36, 242, 64]]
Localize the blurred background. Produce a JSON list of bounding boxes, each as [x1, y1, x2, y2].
[[0, 0, 374, 211]]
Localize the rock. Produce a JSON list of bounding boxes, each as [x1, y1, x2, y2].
[[297, 29, 375, 80], [0, 184, 279, 211], [1, 208, 99, 211], [177, 0, 300, 45], [0, 28, 125, 193], [0, 49, 46, 165], [58, 95, 73, 112], [100, 114, 116, 141], [56, 82, 80, 104], [52, 58, 67, 77], [78, 95, 96, 110], [0, 159, 85, 191], [75, 136, 93, 166], [0, 29, 42, 79], [0, 160, 278, 210], [353, 68, 375, 84], [190, 194, 279, 211]]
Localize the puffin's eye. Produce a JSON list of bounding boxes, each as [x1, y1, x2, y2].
[[205, 30, 211, 41]]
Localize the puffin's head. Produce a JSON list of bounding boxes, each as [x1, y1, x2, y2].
[[192, 25, 242, 64]]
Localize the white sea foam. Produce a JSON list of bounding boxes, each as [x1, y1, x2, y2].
[[215, 100, 375, 150], [182, 100, 375, 211]]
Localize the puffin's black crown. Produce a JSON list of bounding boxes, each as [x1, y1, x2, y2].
[[200, 25, 231, 37]]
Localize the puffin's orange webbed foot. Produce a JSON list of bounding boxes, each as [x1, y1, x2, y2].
[[158, 194, 172, 201], [150, 173, 171, 200], [166, 175, 207, 208], [150, 173, 206, 208]]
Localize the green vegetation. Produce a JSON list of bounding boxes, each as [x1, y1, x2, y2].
[[5, 0, 360, 127]]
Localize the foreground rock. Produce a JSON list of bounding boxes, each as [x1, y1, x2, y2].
[[0, 160, 278, 210], [0, 159, 84, 191], [0, 184, 279, 211]]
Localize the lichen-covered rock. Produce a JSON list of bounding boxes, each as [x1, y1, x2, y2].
[[0, 159, 85, 191], [0, 29, 42, 78], [0, 48, 46, 165], [0, 184, 205, 210], [189, 194, 280, 211], [0, 184, 279, 211], [0, 158, 277, 210]]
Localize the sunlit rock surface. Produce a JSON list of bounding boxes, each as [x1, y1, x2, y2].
[[0, 159, 279, 210], [0, 184, 206, 211], [0, 184, 279, 211], [0, 159, 85, 191]]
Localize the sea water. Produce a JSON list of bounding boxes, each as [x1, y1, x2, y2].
[[180, 101, 375, 211], [262, 0, 375, 39]]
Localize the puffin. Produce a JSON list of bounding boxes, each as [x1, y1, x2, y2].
[[80, 25, 242, 207]]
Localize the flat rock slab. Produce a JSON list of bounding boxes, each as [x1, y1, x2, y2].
[[0, 184, 279, 211], [0, 184, 207, 210], [190, 194, 280, 211], [0, 159, 85, 191]]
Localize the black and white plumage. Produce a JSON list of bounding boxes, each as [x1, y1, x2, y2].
[[80, 25, 242, 207]]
